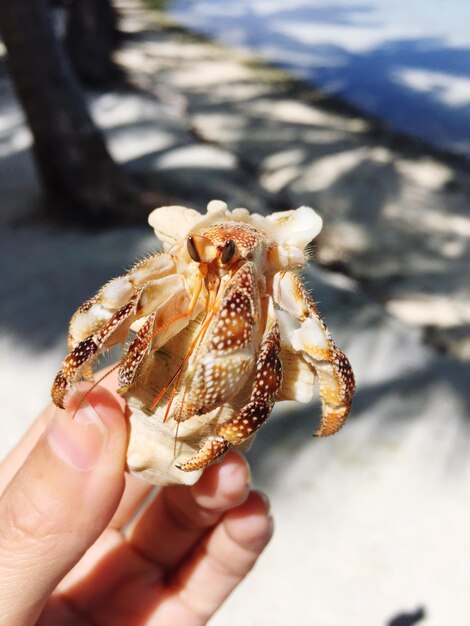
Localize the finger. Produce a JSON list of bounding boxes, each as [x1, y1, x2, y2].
[[0, 386, 127, 626], [55, 472, 154, 595], [0, 370, 123, 494], [0, 412, 153, 533], [126, 451, 251, 570], [68, 378, 154, 531], [108, 472, 154, 530], [54, 454, 253, 625], [157, 491, 273, 624]]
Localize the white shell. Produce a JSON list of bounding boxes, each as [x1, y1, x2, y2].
[[125, 319, 239, 485]]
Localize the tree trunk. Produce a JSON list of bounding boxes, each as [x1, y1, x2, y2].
[[0, 0, 141, 223], [64, 0, 124, 87]]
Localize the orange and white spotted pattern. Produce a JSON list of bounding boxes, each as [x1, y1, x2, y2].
[[51, 201, 355, 475]]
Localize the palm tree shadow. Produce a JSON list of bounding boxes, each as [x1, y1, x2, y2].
[[0, 224, 155, 351]]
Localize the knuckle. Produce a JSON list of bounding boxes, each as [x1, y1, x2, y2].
[[164, 490, 219, 532]]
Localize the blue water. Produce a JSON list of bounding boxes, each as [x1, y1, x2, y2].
[[168, 0, 470, 158]]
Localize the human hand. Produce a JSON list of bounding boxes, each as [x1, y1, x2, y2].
[[0, 385, 273, 625]]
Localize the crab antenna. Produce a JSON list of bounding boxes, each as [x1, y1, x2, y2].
[[149, 366, 181, 411], [149, 303, 215, 412], [159, 270, 235, 424], [161, 308, 216, 423], [173, 421, 180, 458], [149, 276, 217, 414], [149, 274, 204, 344], [70, 361, 122, 419]]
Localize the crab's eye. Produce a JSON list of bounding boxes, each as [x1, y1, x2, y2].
[[187, 236, 200, 263], [221, 239, 236, 264]]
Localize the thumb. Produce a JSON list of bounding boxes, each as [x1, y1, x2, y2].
[[0, 387, 127, 626]]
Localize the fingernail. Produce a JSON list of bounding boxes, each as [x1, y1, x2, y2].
[[220, 454, 251, 488], [47, 400, 107, 471]]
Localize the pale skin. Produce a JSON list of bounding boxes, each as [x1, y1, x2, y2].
[[0, 381, 273, 626]]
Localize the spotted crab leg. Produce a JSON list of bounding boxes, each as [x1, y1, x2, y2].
[[118, 272, 204, 395], [177, 313, 282, 472], [172, 263, 261, 423], [51, 253, 193, 408], [270, 271, 355, 436]]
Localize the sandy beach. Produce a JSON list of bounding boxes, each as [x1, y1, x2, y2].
[[1, 2, 469, 624]]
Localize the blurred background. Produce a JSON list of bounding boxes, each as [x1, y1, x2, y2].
[[0, 1, 469, 624]]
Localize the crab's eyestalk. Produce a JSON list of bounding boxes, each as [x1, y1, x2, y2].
[[221, 239, 236, 265], [187, 235, 217, 264]]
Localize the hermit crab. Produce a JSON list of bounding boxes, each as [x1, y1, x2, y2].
[[52, 201, 355, 485]]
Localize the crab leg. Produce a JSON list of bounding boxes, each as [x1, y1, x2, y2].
[[270, 271, 355, 436], [52, 287, 145, 407], [172, 263, 261, 423], [51, 253, 193, 408], [118, 273, 204, 394], [177, 314, 282, 472]]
